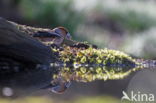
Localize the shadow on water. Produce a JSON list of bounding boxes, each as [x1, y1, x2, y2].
[[1, 63, 155, 98], [0, 66, 58, 97]]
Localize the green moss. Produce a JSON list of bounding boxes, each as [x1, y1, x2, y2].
[[52, 66, 142, 82], [51, 44, 144, 82], [52, 46, 138, 66]]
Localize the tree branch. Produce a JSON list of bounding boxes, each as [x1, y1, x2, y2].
[[0, 17, 56, 64]]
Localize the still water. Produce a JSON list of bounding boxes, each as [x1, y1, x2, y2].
[[0, 64, 156, 100]]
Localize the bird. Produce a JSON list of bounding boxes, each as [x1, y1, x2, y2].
[[32, 27, 72, 46], [12, 21, 76, 46], [51, 80, 71, 94], [41, 77, 71, 94]]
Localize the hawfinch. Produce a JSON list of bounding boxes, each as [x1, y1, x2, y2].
[[42, 78, 71, 94], [33, 27, 71, 46]]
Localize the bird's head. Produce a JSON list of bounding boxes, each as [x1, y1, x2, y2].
[[52, 27, 71, 40]]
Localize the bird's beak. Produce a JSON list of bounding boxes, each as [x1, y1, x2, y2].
[[66, 33, 71, 40]]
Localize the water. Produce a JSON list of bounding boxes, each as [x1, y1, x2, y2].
[[0, 62, 155, 97]]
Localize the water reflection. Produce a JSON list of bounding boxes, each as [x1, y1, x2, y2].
[[0, 63, 145, 97], [52, 66, 142, 83], [127, 67, 156, 98], [0, 66, 56, 97]]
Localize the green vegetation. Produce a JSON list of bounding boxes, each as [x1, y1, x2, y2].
[[20, 0, 83, 34], [94, 1, 156, 33], [53, 66, 142, 82], [104, 10, 156, 32], [51, 45, 143, 82], [53, 45, 138, 66], [0, 96, 120, 103]]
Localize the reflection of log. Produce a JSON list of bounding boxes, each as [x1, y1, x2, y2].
[[0, 17, 56, 65], [0, 68, 54, 96]]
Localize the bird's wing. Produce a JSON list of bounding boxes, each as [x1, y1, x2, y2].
[[33, 31, 61, 38]]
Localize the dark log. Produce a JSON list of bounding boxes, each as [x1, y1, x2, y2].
[[0, 17, 56, 64]]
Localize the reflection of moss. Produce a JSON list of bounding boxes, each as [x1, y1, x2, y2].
[[53, 66, 142, 82], [51, 44, 143, 82]]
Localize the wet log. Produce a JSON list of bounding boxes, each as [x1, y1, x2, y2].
[[0, 17, 56, 65]]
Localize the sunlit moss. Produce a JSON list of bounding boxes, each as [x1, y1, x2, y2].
[[52, 46, 139, 66], [51, 44, 144, 82]]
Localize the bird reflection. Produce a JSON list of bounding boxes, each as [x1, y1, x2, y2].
[[43, 74, 72, 94], [51, 80, 71, 94]]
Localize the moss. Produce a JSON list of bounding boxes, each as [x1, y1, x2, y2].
[[51, 44, 144, 82], [52, 46, 138, 67], [52, 66, 142, 82]]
